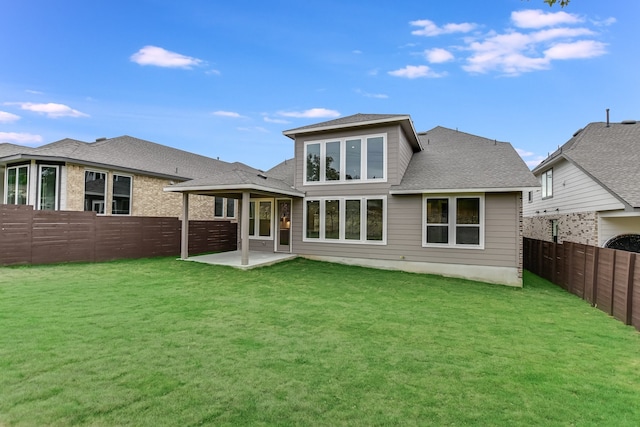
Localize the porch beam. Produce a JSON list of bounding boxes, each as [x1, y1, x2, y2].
[[241, 191, 250, 265], [180, 192, 189, 260]]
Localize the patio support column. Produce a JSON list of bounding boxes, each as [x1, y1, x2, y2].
[[241, 190, 250, 265], [180, 192, 189, 260]]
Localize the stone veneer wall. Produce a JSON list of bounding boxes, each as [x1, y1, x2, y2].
[[65, 164, 215, 220], [523, 211, 598, 245]]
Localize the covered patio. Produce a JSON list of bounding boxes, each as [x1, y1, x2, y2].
[[163, 164, 303, 267]]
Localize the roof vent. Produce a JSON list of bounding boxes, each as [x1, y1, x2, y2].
[[95, 137, 107, 142], [621, 120, 637, 125], [257, 173, 268, 180], [572, 128, 583, 137]]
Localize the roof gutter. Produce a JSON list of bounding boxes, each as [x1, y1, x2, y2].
[[389, 186, 540, 195]]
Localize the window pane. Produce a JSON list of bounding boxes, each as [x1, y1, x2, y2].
[[326, 141, 341, 181], [84, 171, 106, 214], [345, 139, 361, 180], [306, 143, 321, 182], [456, 227, 480, 245], [367, 137, 384, 179], [39, 166, 57, 210], [306, 200, 320, 238], [112, 175, 131, 215], [259, 201, 271, 237], [214, 197, 224, 217], [226, 199, 235, 217], [426, 198, 448, 224], [366, 199, 383, 241], [6, 168, 17, 204], [427, 226, 449, 244], [249, 202, 255, 236], [325, 199, 340, 239], [16, 166, 29, 205], [456, 198, 479, 225], [345, 200, 361, 240]]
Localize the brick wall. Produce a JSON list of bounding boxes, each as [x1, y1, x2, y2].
[[523, 211, 598, 245], [65, 163, 216, 220]]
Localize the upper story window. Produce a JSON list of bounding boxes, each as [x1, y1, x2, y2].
[[38, 165, 59, 210], [423, 194, 484, 249], [5, 164, 29, 205], [112, 174, 132, 215], [85, 170, 107, 214], [214, 197, 236, 219], [304, 133, 386, 184], [541, 169, 553, 199]]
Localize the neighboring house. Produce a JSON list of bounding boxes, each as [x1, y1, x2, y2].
[[523, 119, 640, 252], [0, 135, 252, 220], [166, 114, 538, 286]]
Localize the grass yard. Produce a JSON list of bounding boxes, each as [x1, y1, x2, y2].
[[1, 257, 640, 426]]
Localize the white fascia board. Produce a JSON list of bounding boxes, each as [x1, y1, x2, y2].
[[164, 183, 304, 197], [390, 186, 540, 195], [283, 116, 412, 137]]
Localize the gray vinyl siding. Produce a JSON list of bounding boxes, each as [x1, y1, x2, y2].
[[291, 192, 521, 269], [396, 129, 414, 186], [524, 158, 623, 217]]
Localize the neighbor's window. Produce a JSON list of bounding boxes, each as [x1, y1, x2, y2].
[[424, 195, 484, 248], [303, 134, 386, 183], [112, 174, 131, 215], [541, 169, 553, 199], [215, 197, 236, 219], [85, 170, 106, 214], [5, 164, 29, 205], [304, 196, 386, 244], [528, 191, 533, 203], [38, 165, 59, 210]]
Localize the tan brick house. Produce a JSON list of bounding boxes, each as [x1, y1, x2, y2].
[[0, 135, 254, 220]]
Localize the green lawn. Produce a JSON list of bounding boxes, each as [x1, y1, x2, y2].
[[1, 258, 639, 426]]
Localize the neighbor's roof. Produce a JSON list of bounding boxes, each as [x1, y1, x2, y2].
[[164, 165, 304, 198], [533, 121, 640, 208], [0, 135, 253, 180], [390, 126, 538, 194], [283, 113, 422, 151], [0, 142, 32, 158]]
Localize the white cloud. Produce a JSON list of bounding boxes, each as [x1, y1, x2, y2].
[[0, 132, 43, 144], [544, 40, 607, 60], [8, 102, 89, 118], [212, 111, 244, 118], [0, 111, 20, 123], [277, 108, 340, 119], [424, 48, 454, 63], [130, 45, 204, 69], [515, 148, 534, 157], [410, 19, 477, 36], [237, 126, 269, 133], [355, 89, 388, 99], [206, 69, 221, 75], [593, 17, 616, 27], [25, 89, 44, 95], [388, 65, 445, 79], [526, 157, 546, 169], [512, 9, 583, 29], [263, 117, 290, 124]]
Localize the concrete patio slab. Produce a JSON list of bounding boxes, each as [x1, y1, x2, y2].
[[184, 250, 297, 270]]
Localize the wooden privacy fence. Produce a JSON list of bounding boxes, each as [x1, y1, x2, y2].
[[0, 204, 237, 266], [524, 237, 640, 332]]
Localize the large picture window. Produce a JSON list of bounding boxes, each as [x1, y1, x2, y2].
[[304, 134, 386, 184], [112, 174, 131, 215], [5, 165, 29, 205], [84, 170, 107, 214], [424, 195, 484, 248], [304, 196, 386, 244], [541, 169, 553, 199], [38, 165, 59, 210]]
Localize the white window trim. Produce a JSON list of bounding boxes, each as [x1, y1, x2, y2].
[[541, 169, 553, 199], [303, 196, 387, 245], [37, 164, 60, 210], [84, 169, 108, 215], [422, 194, 485, 250], [303, 133, 387, 185], [4, 164, 30, 205], [249, 198, 274, 240], [112, 173, 133, 216], [214, 197, 237, 219]]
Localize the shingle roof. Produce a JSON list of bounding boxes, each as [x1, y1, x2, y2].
[[265, 158, 295, 187], [283, 113, 410, 134], [0, 135, 253, 180], [533, 121, 640, 207], [390, 126, 538, 193], [0, 143, 32, 157]]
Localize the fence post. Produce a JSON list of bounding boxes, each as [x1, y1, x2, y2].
[[626, 253, 636, 326], [590, 247, 599, 307]]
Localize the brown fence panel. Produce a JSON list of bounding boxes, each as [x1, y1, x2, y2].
[[584, 246, 599, 306], [632, 259, 640, 330], [611, 251, 635, 325], [187, 220, 237, 255], [141, 217, 181, 257], [595, 248, 615, 316], [0, 205, 33, 265], [31, 210, 95, 264], [569, 242, 587, 299]]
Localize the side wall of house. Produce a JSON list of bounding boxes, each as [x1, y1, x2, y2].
[[524, 211, 598, 245], [65, 164, 215, 219], [599, 215, 640, 247]]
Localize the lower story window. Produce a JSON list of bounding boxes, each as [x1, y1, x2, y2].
[[38, 165, 59, 210], [214, 197, 236, 219], [85, 170, 106, 214], [5, 164, 29, 205], [424, 194, 484, 248], [304, 196, 386, 244], [112, 174, 132, 215], [248, 199, 273, 239]]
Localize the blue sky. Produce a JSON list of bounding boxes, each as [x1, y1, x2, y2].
[[1, 0, 637, 170]]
